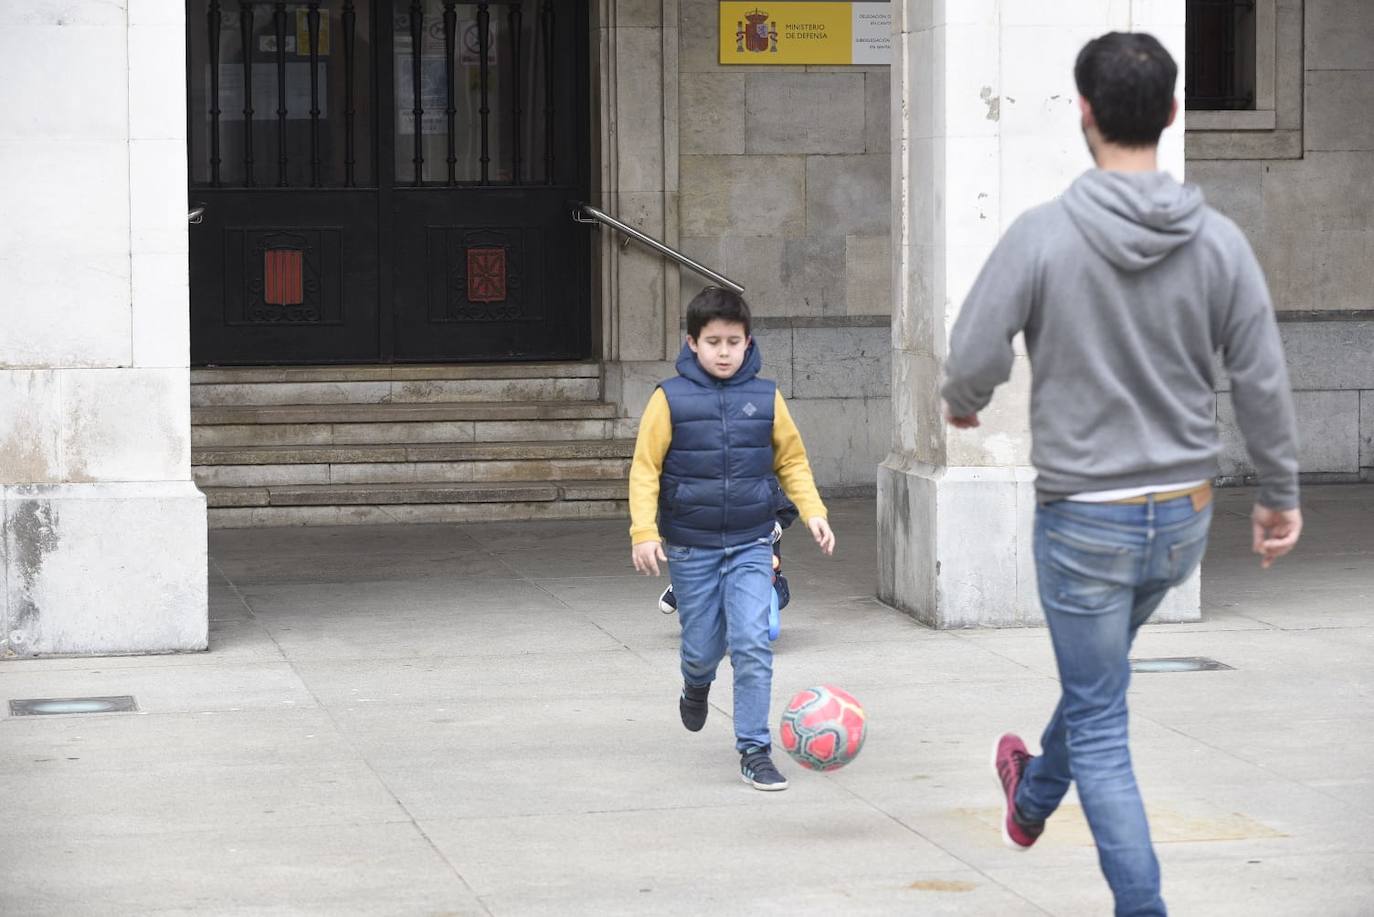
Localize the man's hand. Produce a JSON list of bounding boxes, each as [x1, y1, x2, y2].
[[632, 540, 668, 576], [1251, 504, 1302, 569], [808, 517, 836, 556], [943, 399, 981, 429]]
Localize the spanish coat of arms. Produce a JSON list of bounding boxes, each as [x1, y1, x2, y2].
[[735, 9, 779, 54]]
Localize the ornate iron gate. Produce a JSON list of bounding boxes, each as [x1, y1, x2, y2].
[[187, 1, 590, 365]]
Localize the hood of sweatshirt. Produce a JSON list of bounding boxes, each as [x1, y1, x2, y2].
[[674, 338, 762, 387], [1062, 170, 1205, 272]]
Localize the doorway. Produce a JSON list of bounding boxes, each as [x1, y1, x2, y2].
[[186, 1, 591, 364]]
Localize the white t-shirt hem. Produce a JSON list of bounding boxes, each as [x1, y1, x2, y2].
[[1066, 480, 1210, 503]]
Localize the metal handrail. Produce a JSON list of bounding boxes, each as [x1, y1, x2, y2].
[[572, 202, 744, 294]]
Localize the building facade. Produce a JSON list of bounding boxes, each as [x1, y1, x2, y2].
[[1, 0, 1370, 655]]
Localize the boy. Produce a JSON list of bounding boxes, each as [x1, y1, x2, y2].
[[629, 286, 835, 791], [942, 33, 1301, 914]]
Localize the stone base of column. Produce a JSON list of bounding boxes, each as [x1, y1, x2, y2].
[[3, 481, 208, 657], [877, 456, 1200, 628]]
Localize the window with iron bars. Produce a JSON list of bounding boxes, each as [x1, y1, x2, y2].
[[1185, 0, 1258, 110]]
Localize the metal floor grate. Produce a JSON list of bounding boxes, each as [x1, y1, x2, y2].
[[1130, 657, 1233, 673], [9, 696, 139, 716]]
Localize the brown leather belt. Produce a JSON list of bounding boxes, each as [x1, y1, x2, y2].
[[1109, 481, 1213, 511]]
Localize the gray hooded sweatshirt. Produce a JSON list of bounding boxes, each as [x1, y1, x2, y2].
[[941, 169, 1299, 509]]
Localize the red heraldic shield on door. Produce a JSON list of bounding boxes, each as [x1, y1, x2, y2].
[[466, 246, 508, 303], [263, 249, 305, 306]]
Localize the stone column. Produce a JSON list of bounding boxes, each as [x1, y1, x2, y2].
[[880, 1, 1192, 627], [595, 0, 682, 418], [0, 3, 207, 656]]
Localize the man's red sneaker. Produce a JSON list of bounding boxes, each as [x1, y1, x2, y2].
[[991, 733, 1046, 851]]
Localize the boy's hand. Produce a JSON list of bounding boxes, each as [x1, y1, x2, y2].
[[1251, 504, 1302, 569], [943, 399, 980, 429], [632, 540, 668, 576], [808, 517, 835, 556]]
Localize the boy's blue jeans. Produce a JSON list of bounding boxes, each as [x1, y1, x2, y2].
[[665, 537, 775, 752], [1018, 494, 1212, 917]]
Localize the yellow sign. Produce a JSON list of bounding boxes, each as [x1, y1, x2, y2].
[[719, 2, 891, 66], [296, 9, 331, 57]]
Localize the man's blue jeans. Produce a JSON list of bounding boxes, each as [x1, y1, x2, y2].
[[665, 538, 775, 752], [1018, 494, 1213, 917]]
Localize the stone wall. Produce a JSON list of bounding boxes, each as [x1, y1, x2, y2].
[[669, 0, 893, 491], [1216, 321, 1374, 485], [0, 3, 207, 656], [1188, 0, 1374, 485], [606, 0, 1372, 493]]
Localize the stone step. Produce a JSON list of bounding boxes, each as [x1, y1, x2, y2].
[[190, 362, 601, 384], [191, 401, 623, 447], [192, 399, 618, 426], [188, 364, 624, 528], [190, 365, 602, 407], [191, 439, 634, 488], [192, 376, 602, 407], [203, 478, 627, 508], [203, 480, 628, 528], [193, 439, 634, 466], [193, 456, 631, 488], [193, 418, 621, 448], [207, 500, 629, 528]]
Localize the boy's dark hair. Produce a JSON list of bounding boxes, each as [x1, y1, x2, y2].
[[686, 286, 751, 339], [1074, 32, 1177, 148]]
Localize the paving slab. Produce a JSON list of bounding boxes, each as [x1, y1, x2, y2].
[[0, 824, 485, 917], [0, 490, 1371, 915], [0, 758, 405, 840], [477, 873, 1043, 917], [0, 707, 353, 771], [0, 662, 316, 714], [211, 535, 518, 585], [257, 612, 625, 662], [293, 648, 664, 708], [988, 852, 1374, 917], [419, 802, 969, 899]]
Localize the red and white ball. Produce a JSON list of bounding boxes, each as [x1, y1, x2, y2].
[[779, 685, 867, 771]]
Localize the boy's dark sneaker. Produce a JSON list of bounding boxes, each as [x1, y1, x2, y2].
[[658, 584, 677, 614], [992, 733, 1045, 850], [773, 571, 790, 611], [740, 746, 789, 791], [680, 683, 709, 731]]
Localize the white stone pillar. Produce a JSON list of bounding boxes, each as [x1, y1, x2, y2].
[[880, 1, 1193, 627], [0, 3, 207, 656]]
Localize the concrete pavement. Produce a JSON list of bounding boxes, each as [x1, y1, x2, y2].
[[1, 486, 1371, 915]]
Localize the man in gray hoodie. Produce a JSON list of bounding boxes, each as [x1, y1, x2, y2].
[[941, 33, 1303, 916]]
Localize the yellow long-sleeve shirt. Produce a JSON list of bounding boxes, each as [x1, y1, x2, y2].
[[628, 387, 827, 545]]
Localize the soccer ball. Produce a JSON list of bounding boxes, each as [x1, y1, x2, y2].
[[779, 685, 866, 771]]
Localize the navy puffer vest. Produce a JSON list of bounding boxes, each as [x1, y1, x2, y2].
[[658, 340, 785, 548]]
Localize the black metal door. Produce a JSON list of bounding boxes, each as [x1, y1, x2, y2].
[[387, 2, 589, 360], [187, 1, 590, 365]]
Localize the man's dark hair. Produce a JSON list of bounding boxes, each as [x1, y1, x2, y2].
[[1074, 32, 1177, 147], [686, 286, 752, 339]]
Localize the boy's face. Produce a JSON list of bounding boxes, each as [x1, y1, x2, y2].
[[688, 318, 751, 380]]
